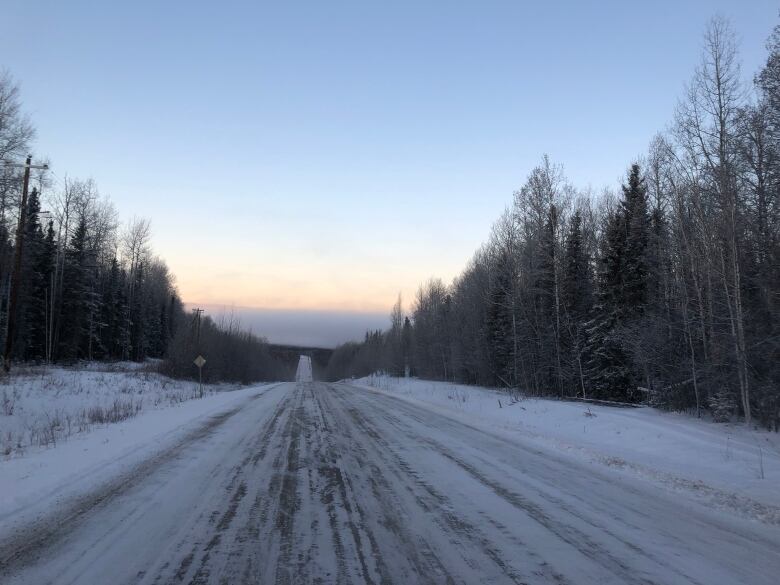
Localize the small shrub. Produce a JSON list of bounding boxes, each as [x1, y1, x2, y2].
[[85, 398, 141, 425], [447, 387, 468, 403], [709, 389, 736, 423], [2, 389, 15, 416]]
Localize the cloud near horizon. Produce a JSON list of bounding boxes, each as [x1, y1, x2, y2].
[[188, 304, 391, 348]]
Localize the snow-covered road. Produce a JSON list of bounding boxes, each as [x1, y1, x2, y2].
[[2, 381, 779, 584]]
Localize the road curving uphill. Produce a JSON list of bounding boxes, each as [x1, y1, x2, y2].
[[295, 355, 313, 383]]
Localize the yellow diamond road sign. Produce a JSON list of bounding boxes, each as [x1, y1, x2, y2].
[[194, 355, 206, 368]]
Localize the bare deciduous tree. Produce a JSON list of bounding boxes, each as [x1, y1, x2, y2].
[[0, 71, 35, 161]]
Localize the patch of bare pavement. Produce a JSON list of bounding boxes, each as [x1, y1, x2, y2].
[[2, 381, 779, 584]]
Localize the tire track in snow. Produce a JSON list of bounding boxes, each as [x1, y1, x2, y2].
[[328, 387, 532, 584], [0, 397, 256, 577], [337, 382, 780, 585], [343, 385, 664, 585], [5, 381, 780, 585], [161, 389, 295, 585], [317, 385, 457, 583]]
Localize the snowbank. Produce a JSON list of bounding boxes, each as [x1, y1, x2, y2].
[[0, 364, 238, 457], [0, 379, 278, 526], [352, 375, 780, 524]]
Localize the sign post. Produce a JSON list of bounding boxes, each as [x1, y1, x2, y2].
[[194, 355, 206, 397]]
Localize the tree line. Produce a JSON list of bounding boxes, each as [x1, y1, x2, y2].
[[0, 70, 283, 382], [160, 311, 288, 384], [327, 17, 780, 430], [0, 145, 182, 364]]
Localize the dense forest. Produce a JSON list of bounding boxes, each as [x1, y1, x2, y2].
[[0, 71, 281, 383], [327, 17, 780, 430]]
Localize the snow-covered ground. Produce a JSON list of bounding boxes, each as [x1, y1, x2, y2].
[[0, 378, 277, 528], [3, 381, 779, 584], [2, 369, 779, 584], [355, 375, 780, 525], [0, 362, 275, 531], [0, 364, 239, 457]]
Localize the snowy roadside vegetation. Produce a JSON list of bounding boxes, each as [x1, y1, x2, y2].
[[0, 74, 289, 411], [354, 375, 780, 524], [326, 18, 780, 432], [0, 363, 237, 457]]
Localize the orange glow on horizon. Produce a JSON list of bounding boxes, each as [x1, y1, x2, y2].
[[162, 232, 468, 316], [174, 270, 423, 314]]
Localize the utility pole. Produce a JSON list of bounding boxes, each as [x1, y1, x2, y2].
[[2, 155, 49, 373], [193, 308, 205, 397]]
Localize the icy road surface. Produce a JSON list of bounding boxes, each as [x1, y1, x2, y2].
[[1, 382, 779, 584]]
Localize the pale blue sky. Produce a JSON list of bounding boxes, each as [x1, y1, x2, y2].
[[1, 1, 777, 343]]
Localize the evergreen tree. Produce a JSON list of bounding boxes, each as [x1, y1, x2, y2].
[[58, 215, 93, 360], [144, 295, 162, 358], [26, 219, 56, 360], [537, 204, 563, 392], [562, 210, 592, 319], [164, 293, 183, 355], [486, 251, 516, 387], [117, 268, 132, 360], [15, 188, 46, 359], [585, 207, 632, 400], [129, 261, 147, 361], [561, 210, 593, 395], [621, 164, 651, 313], [98, 257, 123, 359], [585, 165, 653, 401], [401, 316, 412, 376], [156, 300, 168, 357]]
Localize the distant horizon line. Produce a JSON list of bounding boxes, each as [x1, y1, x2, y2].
[[177, 302, 394, 348], [182, 302, 392, 316]]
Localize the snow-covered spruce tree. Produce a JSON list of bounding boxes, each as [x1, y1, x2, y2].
[[129, 261, 147, 361], [584, 165, 651, 402], [562, 210, 593, 320], [29, 219, 56, 360], [486, 250, 516, 388], [117, 263, 130, 358], [561, 208, 593, 397], [621, 164, 651, 312], [57, 215, 94, 360], [97, 257, 121, 359], [15, 188, 47, 360], [401, 315, 413, 376]]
